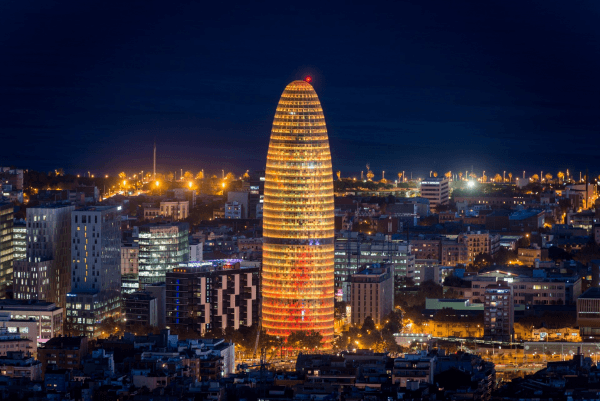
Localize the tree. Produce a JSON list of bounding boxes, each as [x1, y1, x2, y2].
[[494, 174, 502, 182], [398, 172, 403, 181], [361, 316, 376, 333], [195, 170, 204, 179], [183, 171, 194, 180], [458, 172, 463, 181], [557, 171, 564, 183], [433, 172, 438, 178], [508, 172, 513, 182], [287, 330, 323, 351], [531, 174, 540, 182], [445, 171, 452, 179], [545, 173, 553, 182], [473, 252, 492, 269]]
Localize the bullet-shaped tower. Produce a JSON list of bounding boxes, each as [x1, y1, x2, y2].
[[262, 79, 335, 347]]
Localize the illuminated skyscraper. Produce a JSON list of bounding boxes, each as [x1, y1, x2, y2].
[[262, 79, 335, 347]]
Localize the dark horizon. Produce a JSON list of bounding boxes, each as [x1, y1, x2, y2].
[[1, 1, 599, 178]]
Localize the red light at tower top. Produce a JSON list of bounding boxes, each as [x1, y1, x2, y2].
[[304, 76, 312, 83]]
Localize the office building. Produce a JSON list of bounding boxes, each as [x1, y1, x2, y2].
[[13, 204, 75, 310], [483, 283, 514, 342], [0, 299, 63, 345], [166, 260, 259, 335], [159, 200, 189, 220], [334, 233, 415, 301], [262, 79, 335, 346], [0, 203, 14, 298], [121, 243, 139, 275], [350, 265, 394, 326], [138, 222, 189, 287], [66, 206, 121, 338], [419, 177, 449, 212], [12, 219, 26, 261]]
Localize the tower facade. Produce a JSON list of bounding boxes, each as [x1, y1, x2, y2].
[[262, 79, 335, 346]]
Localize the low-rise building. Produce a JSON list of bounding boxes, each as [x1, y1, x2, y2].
[[224, 201, 243, 219], [37, 336, 89, 374], [517, 245, 549, 266], [577, 287, 600, 341], [0, 300, 63, 345], [392, 352, 436, 387], [160, 200, 189, 220], [0, 351, 42, 381], [0, 326, 32, 357]]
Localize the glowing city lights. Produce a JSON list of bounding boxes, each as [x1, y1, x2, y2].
[[262, 80, 335, 348]]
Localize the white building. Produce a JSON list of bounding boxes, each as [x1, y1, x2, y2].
[[420, 178, 449, 212], [0, 300, 63, 346]]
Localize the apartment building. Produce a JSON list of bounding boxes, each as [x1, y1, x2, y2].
[[350, 265, 394, 326], [166, 260, 259, 334]]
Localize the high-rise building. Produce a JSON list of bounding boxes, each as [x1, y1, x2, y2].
[[166, 260, 259, 335], [0, 203, 14, 298], [138, 222, 189, 287], [12, 220, 26, 261], [13, 204, 75, 309], [350, 265, 394, 326], [483, 283, 514, 342], [262, 79, 335, 346], [334, 233, 415, 301], [420, 177, 449, 212], [66, 206, 121, 337]]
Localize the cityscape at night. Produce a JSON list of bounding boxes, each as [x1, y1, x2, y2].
[[1, 1, 600, 400]]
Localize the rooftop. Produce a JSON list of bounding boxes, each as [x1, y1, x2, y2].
[[0, 299, 60, 311], [579, 287, 600, 300]]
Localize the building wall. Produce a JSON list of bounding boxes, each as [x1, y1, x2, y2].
[[166, 262, 259, 334], [121, 245, 139, 275], [350, 267, 394, 326], [334, 236, 414, 300], [138, 223, 189, 287], [67, 207, 121, 337], [419, 178, 449, 211], [0, 203, 14, 298], [160, 201, 189, 220], [483, 284, 514, 342], [17, 204, 75, 311]]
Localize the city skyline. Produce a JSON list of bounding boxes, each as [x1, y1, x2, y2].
[[2, 1, 599, 176]]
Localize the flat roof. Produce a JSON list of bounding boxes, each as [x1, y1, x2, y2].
[[579, 287, 600, 299]]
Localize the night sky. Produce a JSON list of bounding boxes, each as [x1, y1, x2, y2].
[[1, 1, 599, 179]]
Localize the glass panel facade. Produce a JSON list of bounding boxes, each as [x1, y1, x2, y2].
[[262, 80, 334, 347]]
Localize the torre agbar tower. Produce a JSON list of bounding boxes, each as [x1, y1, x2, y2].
[[262, 79, 335, 347]]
